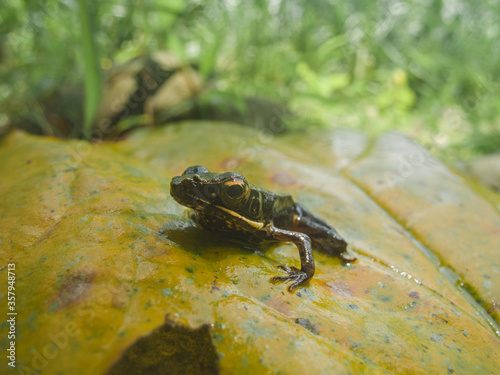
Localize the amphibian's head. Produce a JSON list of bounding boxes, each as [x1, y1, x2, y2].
[[170, 166, 251, 212]]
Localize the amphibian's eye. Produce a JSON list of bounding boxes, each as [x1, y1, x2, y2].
[[226, 184, 244, 199], [221, 177, 249, 207]]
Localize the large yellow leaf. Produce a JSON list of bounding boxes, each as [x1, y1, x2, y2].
[[1, 123, 499, 374]]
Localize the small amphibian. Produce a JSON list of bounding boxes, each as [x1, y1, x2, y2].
[[170, 166, 356, 291]]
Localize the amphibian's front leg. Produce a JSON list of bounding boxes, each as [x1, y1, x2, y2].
[[293, 203, 356, 262], [262, 225, 315, 292]]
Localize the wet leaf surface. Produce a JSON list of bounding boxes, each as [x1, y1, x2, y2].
[[1, 123, 499, 374]]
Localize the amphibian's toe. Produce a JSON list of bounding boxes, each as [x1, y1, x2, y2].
[[339, 251, 356, 262], [277, 265, 300, 273], [272, 265, 310, 292]]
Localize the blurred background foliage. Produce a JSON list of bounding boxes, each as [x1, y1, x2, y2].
[[1, 0, 499, 160]]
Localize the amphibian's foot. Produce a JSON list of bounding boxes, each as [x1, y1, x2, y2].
[[272, 265, 311, 292], [339, 251, 356, 262]]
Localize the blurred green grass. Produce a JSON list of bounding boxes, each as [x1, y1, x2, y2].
[[1, 0, 499, 160]]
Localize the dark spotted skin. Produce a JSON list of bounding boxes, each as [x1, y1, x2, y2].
[[170, 166, 356, 291]]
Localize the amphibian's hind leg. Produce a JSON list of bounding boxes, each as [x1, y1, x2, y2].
[[294, 203, 356, 262], [263, 226, 315, 292]]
